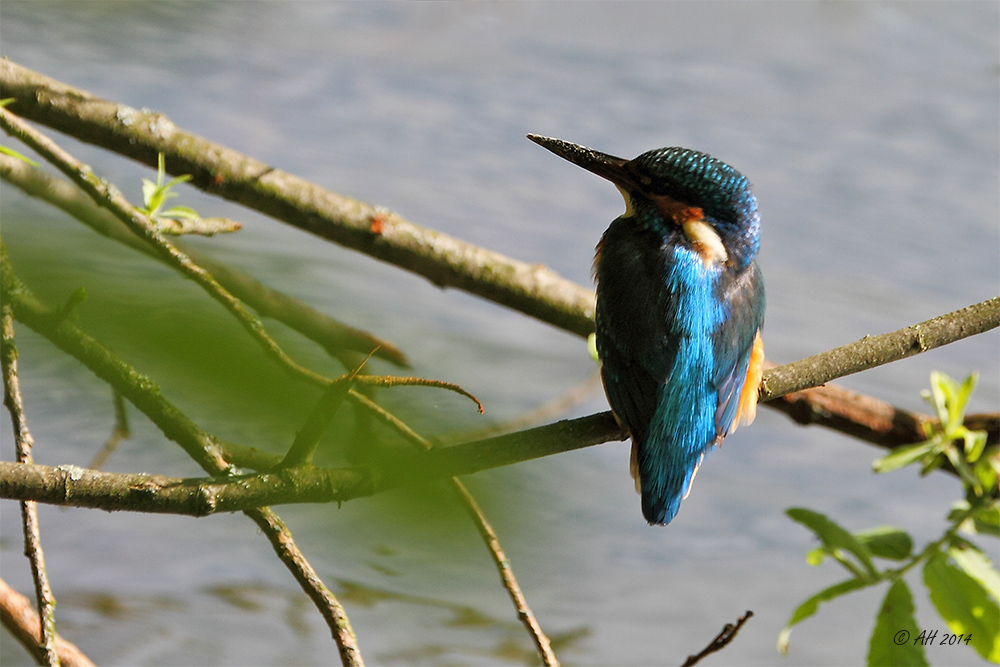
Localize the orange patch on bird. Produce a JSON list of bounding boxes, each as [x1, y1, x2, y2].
[[672, 206, 704, 226], [733, 332, 765, 430]]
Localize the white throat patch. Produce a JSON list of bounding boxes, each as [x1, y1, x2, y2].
[[682, 218, 728, 266], [616, 186, 635, 217]]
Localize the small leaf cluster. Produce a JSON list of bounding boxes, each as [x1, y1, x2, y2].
[[138, 153, 199, 223], [136, 153, 240, 236], [780, 372, 999, 665], [875, 372, 994, 496]]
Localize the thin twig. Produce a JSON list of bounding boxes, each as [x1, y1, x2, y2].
[[87, 390, 130, 470], [449, 478, 560, 666], [0, 578, 95, 667], [1, 302, 59, 666], [349, 397, 560, 665], [0, 105, 331, 388], [680, 610, 753, 667], [0, 153, 410, 368], [0, 246, 365, 667], [244, 508, 365, 667]]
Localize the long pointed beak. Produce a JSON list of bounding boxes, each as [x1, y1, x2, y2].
[[527, 134, 637, 191]]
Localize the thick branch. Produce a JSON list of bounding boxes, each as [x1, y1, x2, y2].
[[0, 59, 596, 336], [760, 298, 1000, 400], [0, 461, 373, 516]]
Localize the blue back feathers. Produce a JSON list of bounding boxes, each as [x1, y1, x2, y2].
[[594, 145, 765, 525], [526, 134, 764, 525]]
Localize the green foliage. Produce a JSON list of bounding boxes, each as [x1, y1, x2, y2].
[[781, 372, 999, 665], [868, 579, 927, 667], [138, 152, 198, 221], [873, 372, 992, 494]]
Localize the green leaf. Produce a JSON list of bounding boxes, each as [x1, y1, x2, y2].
[[951, 502, 1000, 538], [159, 205, 201, 221], [963, 428, 987, 462], [777, 577, 873, 654], [873, 440, 937, 473], [162, 173, 192, 190], [945, 446, 983, 495], [923, 550, 1000, 662], [948, 539, 1000, 604], [0, 144, 39, 166], [787, 508, 878, 578], [972, 505, 1000, 537], [952, 372, 979, 430], [855, 527, 913, 561], [867, 578, 928, 667], [925, 371, 949, 426]]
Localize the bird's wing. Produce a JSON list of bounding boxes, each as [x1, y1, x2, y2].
[[594, 219, 679, 445], [712, 260, 766, 439]]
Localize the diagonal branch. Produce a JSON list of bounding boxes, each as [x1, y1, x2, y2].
[[0, 577, 95, 667], [2, 59, 994, 441], [0, 59, 597, 337], [760, 298, 1000, 400], [0, 153, 409, 368], [0, 245, 366, 667], [681, 610, 753, 667], [0, 104, 332, 389]]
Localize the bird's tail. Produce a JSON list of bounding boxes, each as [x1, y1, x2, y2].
[[632, 440, 706, 525]]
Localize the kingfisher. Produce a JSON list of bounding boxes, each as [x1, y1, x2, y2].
[[528, 134, 765, 525]]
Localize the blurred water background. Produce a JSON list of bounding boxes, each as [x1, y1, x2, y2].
[[1, 2, 997, 665]]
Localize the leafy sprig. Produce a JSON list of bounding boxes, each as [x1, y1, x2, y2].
[[138, 153, 240, 235], [781, 372, 999, 665]]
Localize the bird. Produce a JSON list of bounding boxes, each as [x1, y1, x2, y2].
[[528, 134, 765, 525]]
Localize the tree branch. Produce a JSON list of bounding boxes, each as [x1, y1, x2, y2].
[[0, 578, 95, 667], [0, 461, 373, 516], [760, 298, 1000, 400], [681, 610, 753, 667], [2, 59, 995, 452], [0, 152, 409, 368], [2, 302, 59, 666], [0, 245, 366, 667], [0, 59, 597, 337]]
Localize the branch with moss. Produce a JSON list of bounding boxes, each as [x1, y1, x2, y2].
[[0, 59, 597, 336], [0, 152, 409, 369]]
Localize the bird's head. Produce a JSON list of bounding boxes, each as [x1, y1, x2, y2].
[[528, 134, 760, 270]]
